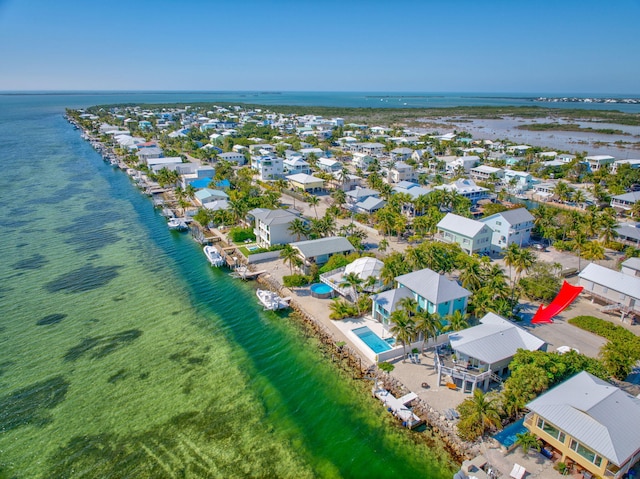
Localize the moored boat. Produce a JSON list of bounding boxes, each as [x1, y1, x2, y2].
[[203, 245, 225, 267], [167, 218, 188, 231], [256, 289, 290, 311]]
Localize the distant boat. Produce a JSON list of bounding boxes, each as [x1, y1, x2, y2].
[[167, 218, 188, 231], [256, 289, 290, 311], [203, 245, 225, 267]]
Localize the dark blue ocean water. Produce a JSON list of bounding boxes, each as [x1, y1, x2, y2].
[[0, 93, 459, 478]]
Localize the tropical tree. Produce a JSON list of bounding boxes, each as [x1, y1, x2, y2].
[[280, 244, 301, 274], [389, 309, 415, 360], [331, 189, 346, 208], [341, 272, 364, 309], [514, 432, 541, 455], [581, 241, 605, 263], [456, 389, 502, 441], [306, 194, 321, 218], [414, 309, 441, 352], [288, 218, 309, 241], [378, 238, 389, 254], [442, 310, 470, 332]]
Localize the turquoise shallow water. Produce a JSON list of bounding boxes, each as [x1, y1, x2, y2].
[[0, 94, 455, 478]]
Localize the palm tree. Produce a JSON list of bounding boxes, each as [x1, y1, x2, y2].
[[514, 432, 541, 455], [503, 242, 520, 284], [398, 296, 418, 317], [457, 389, 502, 438], [581, 241, 606, 263], [378, 238, 389, 254], [340, 272, 363, 308], [442, 310, 470, 332], [280, 244, 301, 274], [331, 189, 346, 208], [459, 259, 484, 292], [414, 309, 441, 352], [389, 309, 415, 360], [306, 194, 320, 218], [288, 218, 309, 241], [597, 210, 618, 244]]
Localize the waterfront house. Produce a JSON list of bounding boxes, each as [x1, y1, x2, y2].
[[439, 312, 546, 392], [320, 256, 386, 299], [480, 208, 535, 252], [371, 268, 471, 326], [434, 179, 490, 204], [470, 165, 504, 182], [286, 173, 325, 193], [506, 145, 532, 156], [291, 237, 355, 274], [611, 159, 640, 173], [585, 155, 615, 172], [147, 156, 183, 173], [578, 263, 640, 318], [194, 188, 229, 206], [503, 169, 534, 193], [610, 191, 640, 211], [446, 156, 479, 175], [524, 371, 640, 479], [436, 213, 492, 255], [137, 146, 164, 162], [248, 208, 302, 248]]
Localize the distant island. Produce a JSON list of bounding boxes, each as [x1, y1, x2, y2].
[[533, 96, 640, 105]]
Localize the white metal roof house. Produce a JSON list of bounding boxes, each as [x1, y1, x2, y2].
[[525, 371, 640, 479], [585, 154, 615, 171], [434, 178, 490, 204], [436, 213, 492, 255], [480, 208, 535, 252], [320, 257, 386, 299], [286, 173, 325, 192], [578, 263, 640, 318], [439, 312, 546, 392]]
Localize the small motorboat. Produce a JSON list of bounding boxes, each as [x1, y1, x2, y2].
[[256, 289, 290, 311], [203, 245, 225, 267], [167, 218, 188, 231]]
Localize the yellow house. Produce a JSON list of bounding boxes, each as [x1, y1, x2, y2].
[[525, 371, 640, 478], [286, 173, 325, 192]]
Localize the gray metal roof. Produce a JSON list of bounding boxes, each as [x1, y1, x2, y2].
[[346, 187, 379, 200], [248, 208, 299, 226], [291, 236, 355, 259], [615, 223, 640, 241], [579, 263, 640, 299], [437, 213, 487, 238], [622, 257, 640, 271], [482, 208, 534, 226], [448, 313, 545, 365], [395, 268, 471, 304], [526, 371, 640, 466], [371, 287, 414, 314], [355, 197, 386, 212]]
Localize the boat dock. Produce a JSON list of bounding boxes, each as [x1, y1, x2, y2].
[[372, 382, 423, 429]]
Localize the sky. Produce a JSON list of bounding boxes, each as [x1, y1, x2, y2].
[[0, 0, 639, 94]]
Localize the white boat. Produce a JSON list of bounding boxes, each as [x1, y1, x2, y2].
[[167, 217, 188, 231], [256, 289, 290, 311], [203, 245, 225, 267]]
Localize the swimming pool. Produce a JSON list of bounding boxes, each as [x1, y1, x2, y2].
[[493, 418, 527, 449], [352, 326, 392, 354], [310, 283, 333, 298], [247, 245, 260, 252]]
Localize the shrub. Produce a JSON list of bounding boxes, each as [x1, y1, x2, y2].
[[604, 240, 625, 251], [282, 274, 311, 288], [229, 227, 256, 243], [552, 240, 573, 252], [378, 362, 395, 372], [318, 254, 350, 274]]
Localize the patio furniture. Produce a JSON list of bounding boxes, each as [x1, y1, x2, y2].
[[447, 382, 458, 390], [509, 463, 526, 479]]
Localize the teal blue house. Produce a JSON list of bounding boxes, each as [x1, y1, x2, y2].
[[371, 268, 470, 324]]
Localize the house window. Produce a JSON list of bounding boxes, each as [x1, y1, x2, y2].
[[537, 418, 565, 442], [570, 439, 601, 466], [602, 287, 608, 294], [496, 221, 502, 226]]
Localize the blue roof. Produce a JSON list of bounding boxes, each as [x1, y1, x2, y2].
[[216, 179, 231, 188]]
